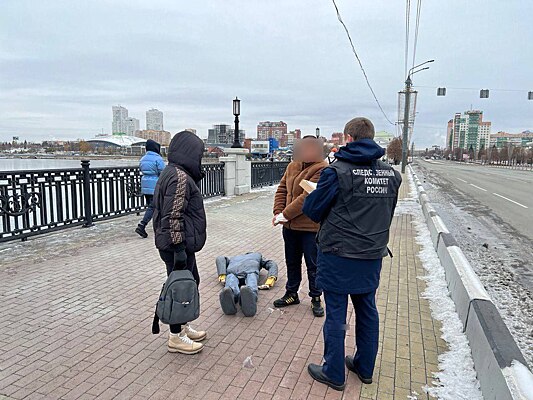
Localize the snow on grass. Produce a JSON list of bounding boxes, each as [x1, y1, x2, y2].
[[396, 173, 483, 400]]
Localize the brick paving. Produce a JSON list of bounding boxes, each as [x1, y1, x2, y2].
[[0, 178, 448, 400]]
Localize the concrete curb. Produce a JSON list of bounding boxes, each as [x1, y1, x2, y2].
[[408, 165, 533, 400]]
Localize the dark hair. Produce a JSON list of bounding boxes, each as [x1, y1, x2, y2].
[[344, 117, 375, 141], [302, 135, 317, 139]]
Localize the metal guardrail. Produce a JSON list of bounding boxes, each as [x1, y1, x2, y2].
[[251, 161, 290, 188], [0, 161, 225, 242]]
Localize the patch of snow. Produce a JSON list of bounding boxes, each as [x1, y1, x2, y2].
[[396, 173, 484, 400], [503, 360, 533, 400]]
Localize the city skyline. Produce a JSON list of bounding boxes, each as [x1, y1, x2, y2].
[[1, 1, 532, 146]]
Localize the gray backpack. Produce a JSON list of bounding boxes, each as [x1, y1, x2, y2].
[[151, 270, 199, 334]]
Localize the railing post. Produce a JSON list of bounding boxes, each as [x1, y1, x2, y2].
[[81, 160, 94, 227], [270, 157, 274, 186]]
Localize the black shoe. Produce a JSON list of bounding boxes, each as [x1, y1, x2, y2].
[[135, 224, 148, 238], [345, 356, 373, 384], [311, 296, 324, 317], [307, 364, 345, 391], [273, 292, 300, 308]]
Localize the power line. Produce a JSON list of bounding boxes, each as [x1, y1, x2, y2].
[[411, 0, 422, 71], [405, 0, 411, 78], [414, 85, 527, 93], [331, 0, 395, 125]]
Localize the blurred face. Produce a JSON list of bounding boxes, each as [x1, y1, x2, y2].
[[293, 138, 323, 162]]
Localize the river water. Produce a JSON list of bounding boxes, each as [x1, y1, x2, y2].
[[0, 158, 138, 171]]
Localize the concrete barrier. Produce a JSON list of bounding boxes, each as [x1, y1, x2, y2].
[[427, 214, 450, 249], [407, 165, 533, 400]]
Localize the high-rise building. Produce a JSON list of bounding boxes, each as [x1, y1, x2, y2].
[[207, 124, 245, 144], [125, 117, 140, 136], [257, 121, 287, 141], [112, 106, 128, 134], [135, 129, 171, 146], [280, 129, 301, 147], [146, 109, 164, 131], [447, 110, 491, 153]]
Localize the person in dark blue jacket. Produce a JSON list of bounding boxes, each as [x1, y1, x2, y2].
[[303, 117, 402, 391], [135, 139, 165, 238]]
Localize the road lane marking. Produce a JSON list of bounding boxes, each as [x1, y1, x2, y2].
[[457, 178, 468, 183], [492, 193, 529, 209], [469, 184, 487, 192]]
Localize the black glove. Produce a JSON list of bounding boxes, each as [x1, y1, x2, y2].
[[173, 243, 187, 270]]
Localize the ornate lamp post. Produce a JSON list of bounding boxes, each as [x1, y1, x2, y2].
[[231, 97, 242, 148]]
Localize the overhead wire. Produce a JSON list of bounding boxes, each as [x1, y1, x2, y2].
[[411, 0, 422, 71], [404, 0, 411, 78], [330, 0, 395, 125], [413, 85, 526, 93]]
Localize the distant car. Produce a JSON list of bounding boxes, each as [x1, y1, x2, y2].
[[425, 156, 430, 159]]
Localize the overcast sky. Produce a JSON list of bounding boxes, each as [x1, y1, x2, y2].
[[1, 0, 532, 147]]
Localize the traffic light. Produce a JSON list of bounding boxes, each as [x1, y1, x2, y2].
[[480, 89, 490, 98], [528, 91, 533, 100], [437, 87, 446, 96]]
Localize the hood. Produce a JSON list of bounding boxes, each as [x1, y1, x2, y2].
[[145, 139, 161, 154], [168, 131, 205, 182], [335, 139, 385, 164]]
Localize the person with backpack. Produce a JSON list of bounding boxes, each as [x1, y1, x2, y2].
[[302, 118, 402, 390], [152, 131, 207, 354], [272, 136, 327, 317], [135, 139, 165, 238]]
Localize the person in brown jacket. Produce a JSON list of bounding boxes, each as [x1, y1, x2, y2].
[[272, 136, 327, 317]]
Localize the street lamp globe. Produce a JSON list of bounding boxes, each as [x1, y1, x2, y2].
[[233, 97, 240, 116]]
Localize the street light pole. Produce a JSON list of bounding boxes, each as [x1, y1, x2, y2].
[[401, 76, 412, 173], [231, 97, 242, 148], [316, 127, 320, 138], [401, 59, 434, 173]]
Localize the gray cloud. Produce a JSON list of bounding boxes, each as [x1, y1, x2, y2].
[[1, 0, 532, 147]]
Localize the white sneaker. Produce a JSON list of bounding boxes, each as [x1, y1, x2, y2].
[[183, 324, 207, 342], [168, 332, 203, 354]]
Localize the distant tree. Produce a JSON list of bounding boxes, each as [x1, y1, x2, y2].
[[499, 146, 509, 164], [489, 147, 499, 164], [478, 148, 487, 162], [453, 147, 463, 161], [443, 149, 452, 159], [512, 147, 524, 164], [387, 137, 402, 165], [79, 141, 92, 154]]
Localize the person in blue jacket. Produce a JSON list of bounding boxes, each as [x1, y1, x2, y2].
[[302, 117, 402, 391], [135, 139, 165, 238]]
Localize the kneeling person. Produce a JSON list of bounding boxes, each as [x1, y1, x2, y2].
[[217, 253, 278, 317]]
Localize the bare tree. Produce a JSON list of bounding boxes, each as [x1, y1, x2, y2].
[[387, 137, 402, 165]]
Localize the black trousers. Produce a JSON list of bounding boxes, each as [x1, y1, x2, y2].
[[282, 227, 321, 298], [159, 249, 200, 334]]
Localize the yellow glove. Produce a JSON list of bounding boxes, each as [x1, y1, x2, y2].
[[218, 274, 226, 284], [259, 276, 277, 290], [265, 276, 276, 287]]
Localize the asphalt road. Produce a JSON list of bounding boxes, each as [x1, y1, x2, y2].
[[416, 159, 533, 240]]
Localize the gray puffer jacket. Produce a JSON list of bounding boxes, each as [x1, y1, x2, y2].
[[216, 252, 278, 279]]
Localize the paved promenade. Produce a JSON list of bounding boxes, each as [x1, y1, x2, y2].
[[0, 177, 447, 400]]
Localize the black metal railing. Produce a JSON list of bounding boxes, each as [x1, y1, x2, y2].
[[0, 161, 225, 242], [251, 161, 290, 188]]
